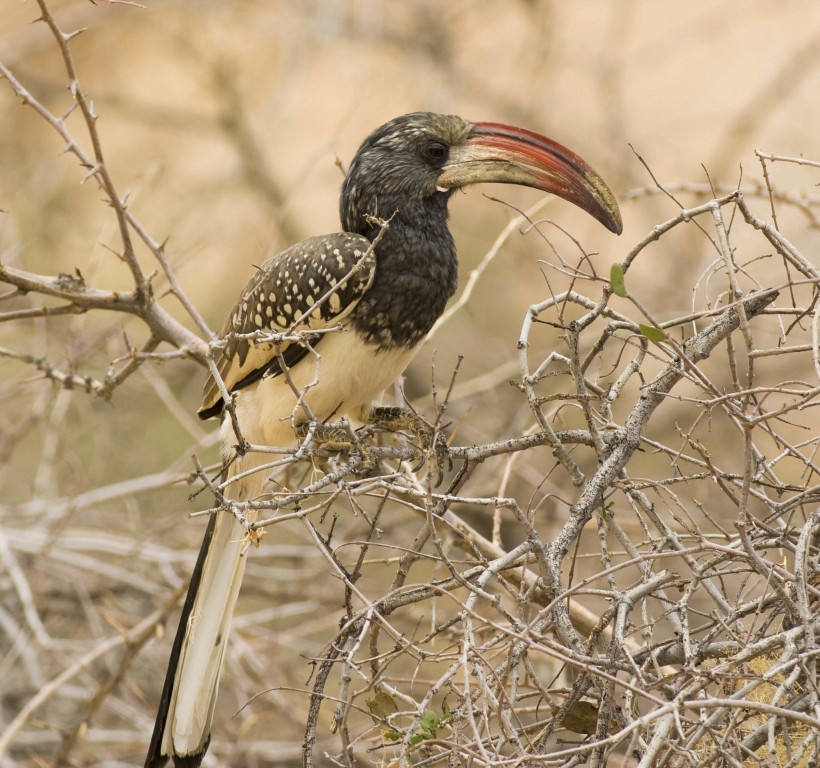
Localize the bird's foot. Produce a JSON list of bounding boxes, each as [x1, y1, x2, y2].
[[296, 419, 377, 473], [370, 406, 452, 485]]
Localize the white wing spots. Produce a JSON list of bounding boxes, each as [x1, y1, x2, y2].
[[202, 232, 380, 419]]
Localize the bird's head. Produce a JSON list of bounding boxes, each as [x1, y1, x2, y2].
[[341, 112, 622, 236]]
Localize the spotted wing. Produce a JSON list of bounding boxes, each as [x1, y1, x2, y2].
[[198, 232, 376, 419]]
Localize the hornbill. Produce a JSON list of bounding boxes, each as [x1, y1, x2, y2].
[[145, 112, 621, 767]]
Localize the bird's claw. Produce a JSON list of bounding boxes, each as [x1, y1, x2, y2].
[[297, 419, 377, 473], [409, 432, 452, 486], [296, 411, 452, 484], [371, 406, 452, 486]]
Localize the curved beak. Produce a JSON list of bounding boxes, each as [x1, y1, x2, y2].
[[437, 121, 622, 235]]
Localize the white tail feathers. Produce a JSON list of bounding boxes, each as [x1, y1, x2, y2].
[[160, 511, 251, 757]]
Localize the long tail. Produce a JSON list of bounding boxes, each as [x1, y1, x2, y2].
[[145, 507, 250, 767]]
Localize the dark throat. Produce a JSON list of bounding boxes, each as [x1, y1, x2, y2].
[[347, 193, 458, 349]]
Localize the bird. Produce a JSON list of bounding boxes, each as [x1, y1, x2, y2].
[[145, 111, 622, 767]]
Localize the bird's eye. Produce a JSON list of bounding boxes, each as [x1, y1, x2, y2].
[[421, 140, 448, 165]]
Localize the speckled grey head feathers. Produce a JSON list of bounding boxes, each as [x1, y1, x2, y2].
[[340, 112, 473, 234]]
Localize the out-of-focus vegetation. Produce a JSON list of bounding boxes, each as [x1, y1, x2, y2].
[[1, 2, 819, 766]]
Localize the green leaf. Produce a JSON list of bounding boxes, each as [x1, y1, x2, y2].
[[610, 264, 627, 297], [639, 323, 666, 343], [366, 691, 399, 720], [419, 710, 440, 731], [559, 699, 600, 735]]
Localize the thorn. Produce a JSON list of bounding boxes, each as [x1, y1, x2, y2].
[[99, 242, 125, 261], [60, 101, 79, 122], [63, 27, 88, 42], [80, 164, 102, 184], [107, 0, 149, 8]]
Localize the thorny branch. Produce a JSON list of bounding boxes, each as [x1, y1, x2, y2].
[[0, 0, 208, 400], [2, 2, 820, 767]]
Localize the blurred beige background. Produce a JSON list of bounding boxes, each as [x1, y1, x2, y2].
[[1, 1, 820, 765]]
